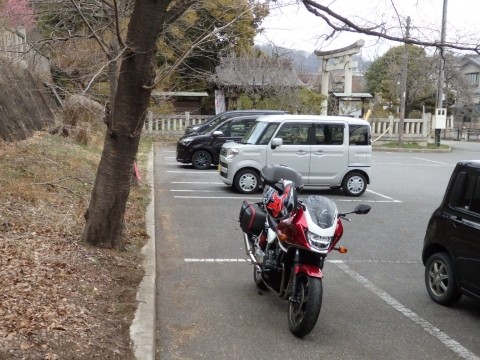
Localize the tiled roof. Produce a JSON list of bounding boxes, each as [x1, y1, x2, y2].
[[461, 55, 480, 67]]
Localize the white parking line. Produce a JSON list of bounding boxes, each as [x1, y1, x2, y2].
[[174, 195, 261, 200], [184, 257, 477, 359], [366, 189, 402, 202], [172, 181, 224, 185], [171, 189, 222, 193], [185, 258, 248, 262], [413, 157, 453, 166], [373, 162, 447, 166], [167, 170, 213, 174], [332, 260, 480, 360], [173, 195, 399, 203], [182, 259, 420, 264]]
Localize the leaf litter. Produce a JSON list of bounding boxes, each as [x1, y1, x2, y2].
[[0, 133, 149, 359]]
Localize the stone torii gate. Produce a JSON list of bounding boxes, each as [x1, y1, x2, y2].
[[314, 40, 365, 115]]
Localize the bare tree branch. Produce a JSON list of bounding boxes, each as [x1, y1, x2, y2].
[[146, 9, 251, 89], [69, 0, 110, 55], [111, 0, 127, 49], [164, 0, 197, 26], [301, 0, 480, 54]]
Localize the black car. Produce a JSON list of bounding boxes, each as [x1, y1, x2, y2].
[[422, 160, 480, 305], [177, 115, 262, 170], [183, 109, 286, 136]]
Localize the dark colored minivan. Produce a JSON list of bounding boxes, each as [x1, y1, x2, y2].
[[183, 109, 286, 136], [422, 160, 480, 305], [177, 115, 261, 170]]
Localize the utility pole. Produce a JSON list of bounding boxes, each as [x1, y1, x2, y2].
[[435, 0, 448, 146], [398, 16, 410, 146]]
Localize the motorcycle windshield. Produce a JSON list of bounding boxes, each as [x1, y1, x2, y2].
[[303, 196, 337, 229], [261, 164, 304, 188]]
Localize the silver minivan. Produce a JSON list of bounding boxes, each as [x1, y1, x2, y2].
[[218, 115, 372, 196]]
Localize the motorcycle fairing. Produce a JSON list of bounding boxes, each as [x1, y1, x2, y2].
[[294, 263, 323, 279]]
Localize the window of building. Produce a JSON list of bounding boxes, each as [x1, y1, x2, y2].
[[466, 72, 479, 86]]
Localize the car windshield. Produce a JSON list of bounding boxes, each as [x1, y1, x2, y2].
[[205, 114, 230, 130], [240, 122, 279, 144]]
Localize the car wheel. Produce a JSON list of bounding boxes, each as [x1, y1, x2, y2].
[[191, 150, 212, 170], [234, 169, 260, 194], [342, 172, 366, 197], [425, 252, 462, 306]]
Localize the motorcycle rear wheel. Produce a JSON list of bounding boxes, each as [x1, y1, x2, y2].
[[253, 265, 268, 291], [288, 275, 322, 337]]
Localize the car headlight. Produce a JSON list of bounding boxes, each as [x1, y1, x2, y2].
[[226, 148, 239, 160], [307, 231, 332, 252], [180, 137, 194, 146]]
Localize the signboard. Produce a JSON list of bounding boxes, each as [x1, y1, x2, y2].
[[434, 108, 447, 129], [215, 90, 226, 114]]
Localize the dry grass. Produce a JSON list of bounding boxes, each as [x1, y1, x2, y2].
[[0, 131, 151, 359]]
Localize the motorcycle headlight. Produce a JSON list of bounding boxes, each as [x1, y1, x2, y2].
[[226, 148, 239, 160], [307, 231, 332, 252], [180, 137, 194, 146]]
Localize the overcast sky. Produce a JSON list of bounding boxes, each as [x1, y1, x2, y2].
[[254, 0, 480, 60]]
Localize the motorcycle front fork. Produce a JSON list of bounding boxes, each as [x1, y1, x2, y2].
[[289, 250, 300, 303], [288, 250, 324, 303]]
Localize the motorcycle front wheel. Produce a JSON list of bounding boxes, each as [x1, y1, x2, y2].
[[288, 275, 322, 337]]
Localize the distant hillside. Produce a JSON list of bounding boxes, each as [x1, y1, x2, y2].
[[256, 45, 321, 74], [256, 44, 371, 75]]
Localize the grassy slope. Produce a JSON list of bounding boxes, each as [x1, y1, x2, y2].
[[0, 132, 152, 359]]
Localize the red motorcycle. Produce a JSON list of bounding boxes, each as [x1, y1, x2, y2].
[[239, 164, 371, 337]]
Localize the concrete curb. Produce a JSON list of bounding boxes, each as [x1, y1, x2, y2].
[[130, 146, 156, 360]]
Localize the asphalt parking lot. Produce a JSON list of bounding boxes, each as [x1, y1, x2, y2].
[[154, 141, 480, 360]]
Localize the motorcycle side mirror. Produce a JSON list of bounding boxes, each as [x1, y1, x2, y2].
[[354, 204, 371, 215]]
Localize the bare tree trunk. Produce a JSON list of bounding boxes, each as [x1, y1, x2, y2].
[[82, 0, 170, 248], [108, 39, 120, 105]]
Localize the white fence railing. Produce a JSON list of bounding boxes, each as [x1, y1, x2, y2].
[[143, 111, 213, 134], [144, 111, 458, 143], [369, 113, 455, 143], [0, 26, 52, 82]]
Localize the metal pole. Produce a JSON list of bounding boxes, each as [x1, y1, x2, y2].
[[436, 0, 448, 146], [398, 16, 410, 146]]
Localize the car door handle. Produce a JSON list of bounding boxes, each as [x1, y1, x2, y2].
[[452, 217, 463, 228], [313, 150, 325, 155], [296, 150, 308, 156]]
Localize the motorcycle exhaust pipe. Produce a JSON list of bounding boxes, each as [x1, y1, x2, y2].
[[243, 232, 260, 265]]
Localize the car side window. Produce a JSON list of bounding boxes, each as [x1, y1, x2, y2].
[[216, 121, 230, 136], [349, 125, 371, 145], [258, 123, 280, 145], [453, 172, 480, 214], [230, 120, 255, 137], [275, 123, 310, 145], [314, 124, 344, 145]]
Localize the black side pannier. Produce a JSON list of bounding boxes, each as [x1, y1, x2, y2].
[[239, 200, 266, 234]]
